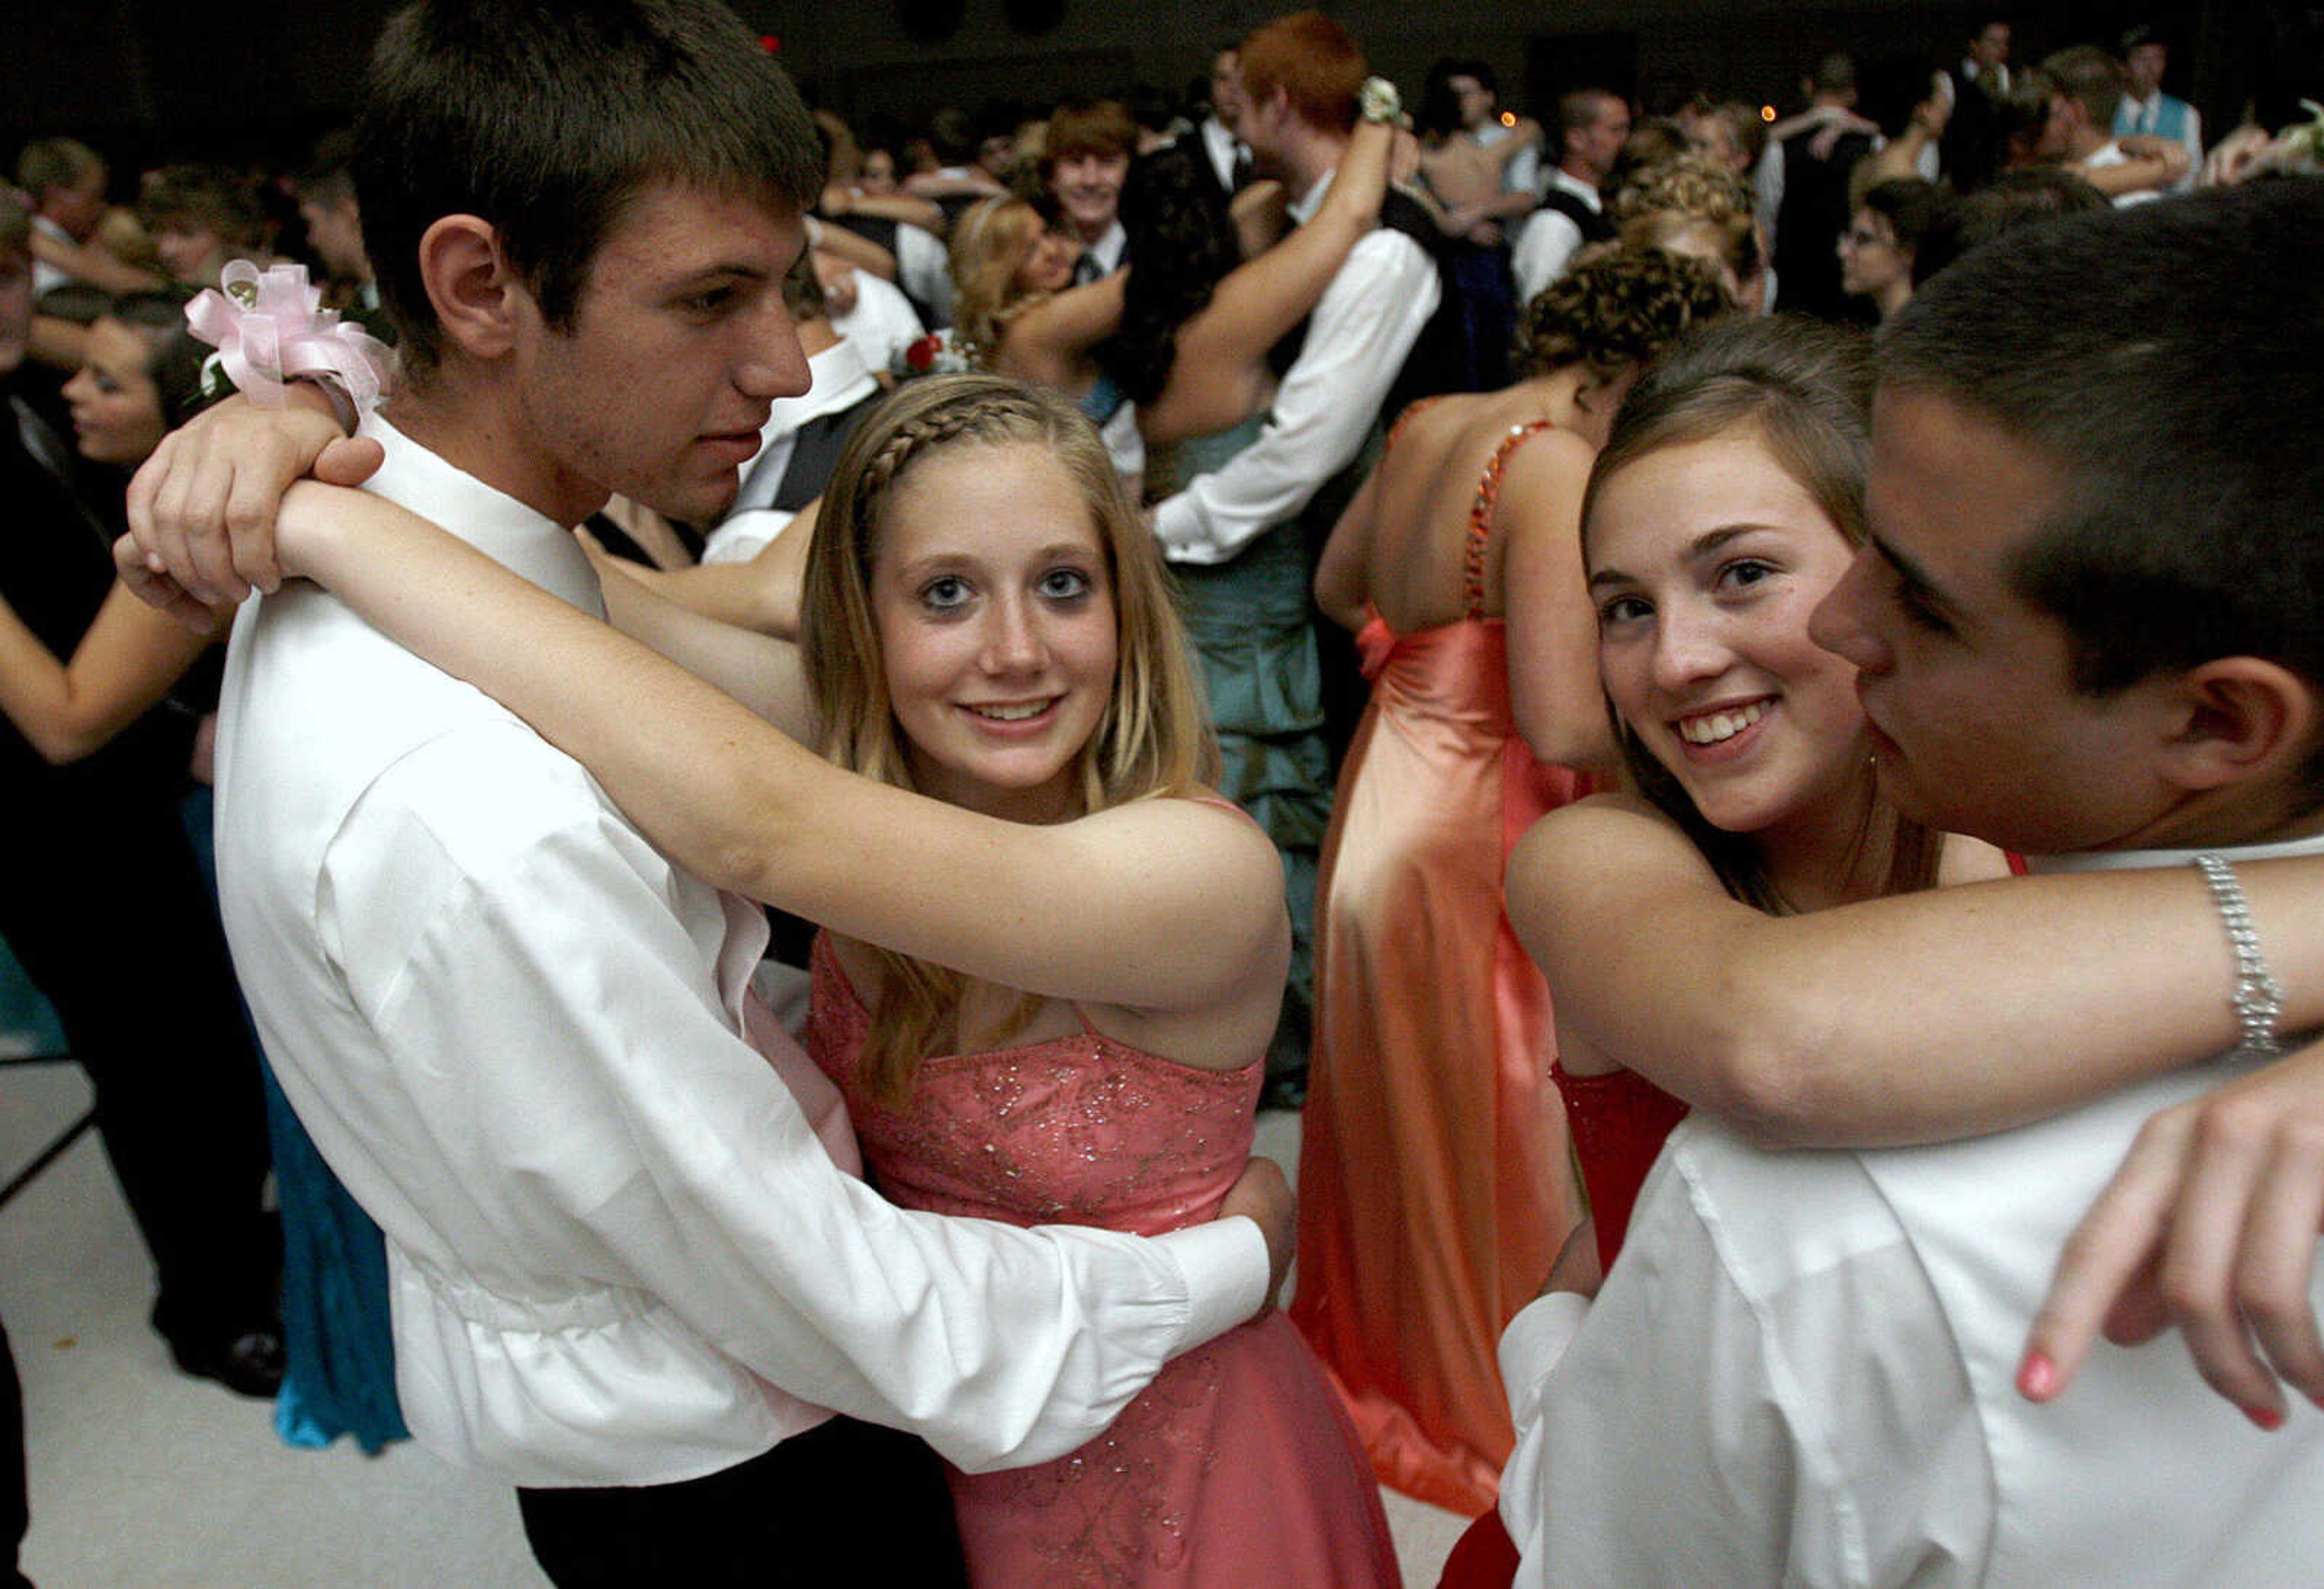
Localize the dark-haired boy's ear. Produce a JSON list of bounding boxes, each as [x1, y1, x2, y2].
[[2157, 657, 2322, 801], [416, 214, 524, 361]]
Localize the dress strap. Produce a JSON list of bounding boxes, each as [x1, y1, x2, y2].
[[1466, 421, 1558, 621], [1386, 394, 1447, 453]]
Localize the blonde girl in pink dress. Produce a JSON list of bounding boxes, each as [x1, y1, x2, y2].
[[234, 373, 1400, 1589]]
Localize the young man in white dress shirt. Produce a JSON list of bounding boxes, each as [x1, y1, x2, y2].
[[1499, 179, 2324, 1588], [1149, 9, 1452, 1096], [120, 3, 1290, 1584]]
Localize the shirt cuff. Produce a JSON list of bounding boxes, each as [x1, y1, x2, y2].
[[1151, 494, 1209, 563], [1153, 1216, 1269, 1348]]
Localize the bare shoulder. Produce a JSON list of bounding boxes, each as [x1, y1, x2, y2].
[[1511, 791, 1719, 896], [1392, 389, 1491, 448], [1493, 421, 1596, 485], [1078, 788, 1282, 885], [1520, 790, 1685, 852]]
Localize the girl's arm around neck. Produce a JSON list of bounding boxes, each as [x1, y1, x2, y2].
[[274, 481, 1287, 1021], [999, 270, 1126, 386], [1508, 793, 2324, 1148]]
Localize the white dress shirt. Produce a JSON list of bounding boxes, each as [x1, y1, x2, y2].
[[1197, 116, 1248, 194], [214, 416, 1267, 1488], [1499, 834, 2324, 1587], [1509, 168, 1601, 304], [1078, 219, 1128, 283], [30, 215, 73, 298], [888, 223, 954, 330], [703, 336, 881, 565], [827, 270, 925, 378], [1151, 168, 1439, 565]]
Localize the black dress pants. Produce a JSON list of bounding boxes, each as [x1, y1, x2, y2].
[[0, 779, 277, 1352], [516, 1415, 970, 1588]]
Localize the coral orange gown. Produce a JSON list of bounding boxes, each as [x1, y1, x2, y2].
[[1292, 421, 1589, 1516]]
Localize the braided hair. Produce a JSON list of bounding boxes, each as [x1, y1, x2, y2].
[[801, 372, 1218, 1101]]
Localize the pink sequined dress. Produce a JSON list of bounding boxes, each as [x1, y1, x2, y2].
[[804, 934, 1400, 1589]]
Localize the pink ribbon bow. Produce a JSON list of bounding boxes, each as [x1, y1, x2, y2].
[[183, 259, 393, 412]]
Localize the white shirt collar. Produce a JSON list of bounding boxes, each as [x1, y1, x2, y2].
[[363, 413, 605, 619], [1088, 218, 1129, 274], [1287, 165, 1334, 226], [2024, 828, 2324, 874], [1549, 166, 1604, 211], [761, 336, 876, 441]]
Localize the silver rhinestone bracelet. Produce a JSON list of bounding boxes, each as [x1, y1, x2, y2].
[[2194, 852, 2286, 1058]]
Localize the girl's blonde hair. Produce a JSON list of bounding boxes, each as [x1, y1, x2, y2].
[[801, 372, 1218, 1101], [947, 195, 1048, 367]]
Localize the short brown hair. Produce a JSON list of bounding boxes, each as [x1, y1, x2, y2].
[[137, 165, 268, 250], [2042, 44, 2126, 133], [1236, 11, 1364, 137], [15, 137, 101, 197], [1041, 98, 1137, 177]]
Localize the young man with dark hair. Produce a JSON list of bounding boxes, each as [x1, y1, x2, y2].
[[122, 4, 1287, 1584], [1193, 45, 1254, 198], [1940, 15, 2016, 188], [1497, 179, 2324, 1587], [1761, 50, 1880, 321]]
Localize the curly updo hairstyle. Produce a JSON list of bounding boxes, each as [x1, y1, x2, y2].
[[1609, 150, 1754, 228], [1514, 241, 1735, 381]]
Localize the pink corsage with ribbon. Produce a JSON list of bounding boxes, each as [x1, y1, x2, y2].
[[183, 259, 393, 422]]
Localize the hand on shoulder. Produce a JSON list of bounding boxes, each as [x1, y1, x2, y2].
[[120, 392, 384, 617]]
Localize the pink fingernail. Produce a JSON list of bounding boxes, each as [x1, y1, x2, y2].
[[2017, 1352, 2059, 1400], [2245, 1403, 2286, 1432]]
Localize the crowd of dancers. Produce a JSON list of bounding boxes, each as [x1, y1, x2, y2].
[[7, 2, 2324, 1585]]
